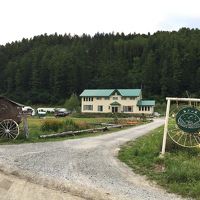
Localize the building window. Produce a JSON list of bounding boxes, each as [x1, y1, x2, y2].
[[130, 97, 135, 100], [121, 97, 126, 100], [83, 105, 93, 111], [104, 97, 109, 100], [98, 105, 103, 112], [84, 97, 93, 101], [113, 97, 118, 100], [139, 106, 150, 111], [123, 106, 133, 112], [96, 97, 101, 100], [139, 106, 145, 111]]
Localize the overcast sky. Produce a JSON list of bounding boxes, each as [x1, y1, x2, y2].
[[1, 0, 200, 45]]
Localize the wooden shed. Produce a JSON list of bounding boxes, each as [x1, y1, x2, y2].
[[0, 96, 23, 124]]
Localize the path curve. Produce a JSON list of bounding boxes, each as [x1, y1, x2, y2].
[[0, 119, 185, 200]]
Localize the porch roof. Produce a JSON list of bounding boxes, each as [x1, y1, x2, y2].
[[110, 101, 121, 106], [137, 100, 155, 106]]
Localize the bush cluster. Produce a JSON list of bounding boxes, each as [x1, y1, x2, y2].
[[41, 120, 63, 132], [41, 119, 91, 133], [71, 112, 152, 118], [63, 119, 79, 131]]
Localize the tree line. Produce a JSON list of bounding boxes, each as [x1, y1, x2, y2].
[[0, 28, 199, 104]]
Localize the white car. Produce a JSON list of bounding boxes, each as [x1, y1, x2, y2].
[[22, 106, 35, 116], [154, 112, 161, 117], [37, 108, 47, 116]]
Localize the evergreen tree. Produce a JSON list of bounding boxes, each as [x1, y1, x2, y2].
[[0, 28, 199, 103], [64, 93, 80, 112]]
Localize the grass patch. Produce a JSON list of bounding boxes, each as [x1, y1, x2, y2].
[[0, 116, 138, 144], [118, 126, 200, 199]]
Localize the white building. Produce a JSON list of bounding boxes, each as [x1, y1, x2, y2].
[[80, 89, 155, 114]]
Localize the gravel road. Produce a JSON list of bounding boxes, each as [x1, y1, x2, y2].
[[0, 118, 186, 200]]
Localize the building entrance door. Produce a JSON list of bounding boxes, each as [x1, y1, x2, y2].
[[112, 107, 118, 113]]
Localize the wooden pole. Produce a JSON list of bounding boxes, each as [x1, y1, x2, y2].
[[39, 124, 122, 139], [161, 98, 171, 156], [22, 114, 29, 139]]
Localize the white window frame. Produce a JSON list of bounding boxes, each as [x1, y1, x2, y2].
[[98, 105, 103, 112], [123, 106, 133, 112], [83, 105, 93, 111]]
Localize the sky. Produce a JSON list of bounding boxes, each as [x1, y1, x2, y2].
[[0, 0, 200, 45]]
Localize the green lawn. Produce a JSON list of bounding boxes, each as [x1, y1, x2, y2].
[[0, 116, 141, 144], [118, 126, 200, 199]]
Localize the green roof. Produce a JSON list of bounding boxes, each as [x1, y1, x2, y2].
[[137, 100, 155, 106], [80, 89, 141, 97], [118, 89, 141, 97]]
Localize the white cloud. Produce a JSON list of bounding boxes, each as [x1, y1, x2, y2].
[[0, 0, 200, 44]]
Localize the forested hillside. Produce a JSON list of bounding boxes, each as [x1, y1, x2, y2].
[[0, 28, 199, 104]]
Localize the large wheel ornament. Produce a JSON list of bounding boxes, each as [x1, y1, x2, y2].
[[0, 119, 19, 139], [168, 106, 200, 148]]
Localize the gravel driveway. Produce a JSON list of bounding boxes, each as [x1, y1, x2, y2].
[[0, 119, 185, 200]]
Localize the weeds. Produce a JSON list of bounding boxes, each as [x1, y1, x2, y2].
[[118, 126, 200, 199], [41, 120, 63, 132]]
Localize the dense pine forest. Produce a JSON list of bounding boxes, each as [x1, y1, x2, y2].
[[0, 28, 199, 104]]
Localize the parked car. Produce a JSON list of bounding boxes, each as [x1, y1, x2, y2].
[[54, 111, 70, 117], [154, 112, 161, 117], [22, 106, 35, 116], [37, 108, 47, 116], [37, 107, 55, 113]]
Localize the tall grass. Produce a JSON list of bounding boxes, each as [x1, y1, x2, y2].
[[40, 118, 92, 133], [118, 126, 200, 199], [0, 117, 112, 144]]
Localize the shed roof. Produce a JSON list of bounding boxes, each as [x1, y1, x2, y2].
[[137, 100, 155, 106], [80, 89, 141, 97], [0, 96, 24, 107]]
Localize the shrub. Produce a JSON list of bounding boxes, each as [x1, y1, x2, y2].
[[64, 93, 80, 112], [75, 121, 91, 130], [71, 112, 150, 118], [41, 120, 63, 132], [63, 119, 79, 131]]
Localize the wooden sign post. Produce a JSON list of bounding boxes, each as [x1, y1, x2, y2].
[[161, 97, 200, 156]]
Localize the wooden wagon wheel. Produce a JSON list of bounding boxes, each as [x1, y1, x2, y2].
[[0, 119, 19, 139], [168, 124, 200, 147], [168, 106, 200, 148]]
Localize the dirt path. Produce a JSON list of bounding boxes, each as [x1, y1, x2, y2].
[[0, 171, 84, 200], [0, 119, 185, 200]]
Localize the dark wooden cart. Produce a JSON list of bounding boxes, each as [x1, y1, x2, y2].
[[0, 96, 23, 139]]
